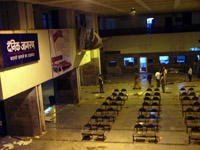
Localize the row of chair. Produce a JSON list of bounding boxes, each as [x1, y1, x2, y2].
[[81, 88, 128, 141], [132, 88, 161, 143], [179, 87, 198, 100], [179, 87, 200, 144]]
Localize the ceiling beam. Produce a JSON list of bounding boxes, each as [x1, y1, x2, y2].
[[174, 0, 181, 9], [44, 0, 128, 14], [134, 0, 152, 12]]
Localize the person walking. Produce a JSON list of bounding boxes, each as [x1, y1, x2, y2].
[[98, 74, 104, 93], [160, 74, 165, 93], [147, 73, 152, 87], [133, 72, 141, 89], [188, 67, 192, 81], [163, 67, 167, 85]]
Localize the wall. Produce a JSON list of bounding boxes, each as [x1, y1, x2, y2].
[[102, 31, 200, 75], [103, 32, 200, 53], [0, 30, 52, 100]]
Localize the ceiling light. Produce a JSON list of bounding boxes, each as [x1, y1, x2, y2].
[[130, 7, 136, 14]]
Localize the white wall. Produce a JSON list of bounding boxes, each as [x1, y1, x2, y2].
[[0, 30, 52, 100], [103, 32, 200, 54]]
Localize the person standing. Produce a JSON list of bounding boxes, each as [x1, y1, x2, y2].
[[133, 72, 141, 89], [155, 70, 161, 87], [188, 67, 192, 81], [163, 67, 167, 85], [147, 73, 152, 87], [160, 74, 165, 93], [98, 74, 104, 93]]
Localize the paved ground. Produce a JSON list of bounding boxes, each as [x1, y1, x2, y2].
[[0, 73, 200, 150]]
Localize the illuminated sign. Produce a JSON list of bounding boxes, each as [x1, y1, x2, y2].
[[0, 34, 40, 67]]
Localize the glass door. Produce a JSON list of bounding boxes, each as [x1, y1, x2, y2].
[[140, 57, 147, 73]]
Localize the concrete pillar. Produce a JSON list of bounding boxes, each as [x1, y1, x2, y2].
[[0, 100, 7, 136], [54, 69, 81, 104], [34, 8, 44, 29], [80, 14, 102, 85], [4, 86, 45, 136], [58, 9, 75, 28], [0, 1, 34, 30]]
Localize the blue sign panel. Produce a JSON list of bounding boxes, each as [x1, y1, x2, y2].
[[0, 34, 40, 68]]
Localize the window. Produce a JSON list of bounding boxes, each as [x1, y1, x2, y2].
[[190, 47, 200, 51], [197, 55, 200, 62], [109, 60, 117, 67], [99, 18, 103, 30], [148, 59, 154, 63], [159, 56, 169, 64], [0, 11, 3, 30], [86, 16, 92, 28], [75, 16, 81, 29], [177, 55, 186, 64], [147, 17, 154, 33], [124, 57, 134, 66], [43, 13, 49, 29], [105, 18, 116, 30]]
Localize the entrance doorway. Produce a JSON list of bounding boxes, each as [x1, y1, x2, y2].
[[140, 57, 147, 73]]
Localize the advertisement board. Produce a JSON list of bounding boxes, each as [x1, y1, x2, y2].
[[0, 33, 40, 68], [49, 29, 72, 78]]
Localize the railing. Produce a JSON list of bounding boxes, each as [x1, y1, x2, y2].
[[99, 24, 200, 37]]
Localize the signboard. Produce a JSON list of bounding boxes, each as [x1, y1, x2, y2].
[[0, 34, 40, 68], [49, 29, 72, 78]]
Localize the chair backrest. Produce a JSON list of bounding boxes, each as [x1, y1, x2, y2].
[[193, 101, 200, 106], [138, 107, 146, 112], [152, 102, 159, 106], [186, 116, 195, 120], [138, 115, 145, 119], [191, 127, 200, 132], [111, 101, 117, 105], [149, 114, 157, 119], [154, 92, 160, 96], [118, 92, 124, 96], [188, 92, 196, 96], [188, 87, 194, 91], [116, 96, 122, 100], [134, 123, 143, 128], [102, 101, 109, 106], [121, 89, 127, 93], [182, 96, 190, 100], [191, 96, 199, 100], [145, 92, 151, 96], [151, 108, 158, 112], [180, 92, 188, 96], [146, 88, 152, 91], [144, 96, 151, 100], [143, 102, 150, 106], [154, 88, 160, 91], [106, 96, 113, 100], [186, 108, 193, 112], [152, 96, 160, 100], [180, 87, 186, 91], [112, 92, 118, 97], [114, 89, 120, 93]]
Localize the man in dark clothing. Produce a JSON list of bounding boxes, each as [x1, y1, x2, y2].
[[99, 74, 104, 93], [147, 73, 152, 87]]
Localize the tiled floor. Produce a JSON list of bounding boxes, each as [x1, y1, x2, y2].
[[0, 73, 200, 150]]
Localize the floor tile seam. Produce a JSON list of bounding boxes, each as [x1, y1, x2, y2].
[[32, 138, 190, 146]]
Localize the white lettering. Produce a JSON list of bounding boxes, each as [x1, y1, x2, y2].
[[18, 54, 25, 60], [7, 39, 35, 53], [7, 39, 20, 52], [28, 53, 35, 57], [10, 55, 18, 61]]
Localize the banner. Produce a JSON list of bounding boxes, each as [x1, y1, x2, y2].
[[49, 29, 72, 78], [0, 34, 40, 68]]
